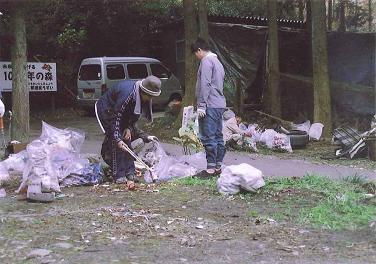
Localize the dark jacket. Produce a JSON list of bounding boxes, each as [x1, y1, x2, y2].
[[97, 80, 151, 143]]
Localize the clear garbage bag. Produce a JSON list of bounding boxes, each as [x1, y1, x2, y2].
[[142, 142, 198, 183], [16, 122, 88, 193], [309, 123, 324, 140]]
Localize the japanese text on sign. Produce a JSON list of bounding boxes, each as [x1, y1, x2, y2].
[[0, 62, 57, 92]]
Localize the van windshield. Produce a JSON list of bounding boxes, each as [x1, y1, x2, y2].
[[79, 64, 101, 80]]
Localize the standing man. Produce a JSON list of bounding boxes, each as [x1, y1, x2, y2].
[[191, 37, 226, 178], [96, 76, 161, 187]]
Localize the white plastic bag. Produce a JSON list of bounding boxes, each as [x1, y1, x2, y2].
[[178, 152, 206, 170], [0, 188, 6, 198], [142, 143, 199, 182], [260, 129, 292, 152], [292, 120, 311, 133], [247, 124, 263, 142], [217, 163, 265, 195], [309, 123, 324, 140], [16, 122, 88, 193], [40, 122, 85, 152], [1, 151, 27, 174]]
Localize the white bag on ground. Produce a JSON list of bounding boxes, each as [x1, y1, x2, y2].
[[309, 123, 324, 140], [217, 163, 265, 195], [260, 129, 292, 152]]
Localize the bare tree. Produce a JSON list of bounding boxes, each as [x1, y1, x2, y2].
[[306, 0, 312, 31], [182, 0, 198, 107], [311, 0, 332, 138], [328, 0, 333, 30], [338, 0, 346, 31], [298, 0, 305, 20], [369, 0, 373, 31], [10, 4, 29, 142], [265, 0, 281, 117]]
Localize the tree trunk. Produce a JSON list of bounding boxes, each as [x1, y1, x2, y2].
[[197, 0, 209, 42], [265, 0, 281, 117], [306, 0, 312, 31], [328, 0, 333, 30], [10, 5, 29, 143], [338, 0, 346, 31], [369, 0, 372, 31], [182, 0, 198, 107], [298, 0, 304, 20], [311, 0, 332, 138]]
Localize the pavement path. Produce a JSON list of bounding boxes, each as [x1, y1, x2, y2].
[[31, 117, 376, 181]]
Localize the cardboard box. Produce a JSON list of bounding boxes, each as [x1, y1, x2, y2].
[[11, 143, 28, 154]]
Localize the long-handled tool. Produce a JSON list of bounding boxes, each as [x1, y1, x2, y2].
[[95, 101, 159, 182], [118, 142, 158, 182]]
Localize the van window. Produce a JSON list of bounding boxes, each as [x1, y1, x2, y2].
[[127, 64, 148, 79], [79, 64, 101, 80], [150, 64, 171, 79], [106, 64, 125, 80]]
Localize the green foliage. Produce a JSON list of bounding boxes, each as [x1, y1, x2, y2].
[[207, 0, 265, 16], [140, 0, 183, 17], [173, 121, 203, 155], [57, 26, 87, 50]]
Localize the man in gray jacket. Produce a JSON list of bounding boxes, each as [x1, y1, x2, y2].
[[191, 38, 226, 178]]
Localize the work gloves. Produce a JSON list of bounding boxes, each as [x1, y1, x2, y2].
[[197, 108, 206, 118], [147, 136, 159, 142]]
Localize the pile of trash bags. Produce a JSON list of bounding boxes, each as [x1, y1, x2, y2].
[[224, 109, 324, 153], [0, 122, 103, 195], [139, 141, 265, 195]]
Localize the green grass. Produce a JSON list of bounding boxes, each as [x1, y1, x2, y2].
[[173, 176, 217, 187], [174, 174, 376, 230], [263, 175, 376, 230]]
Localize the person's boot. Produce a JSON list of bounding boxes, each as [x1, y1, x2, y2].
[[126, 173, 139, 183], [115, 177, 127, 184], [192, 170, 216, 179]]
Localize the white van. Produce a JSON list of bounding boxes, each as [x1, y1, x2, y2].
[[76, 57, 183, 111]]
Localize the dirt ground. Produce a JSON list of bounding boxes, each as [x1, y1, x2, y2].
[[0, 109, 375, 263], [1, 182, 375, 264]]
